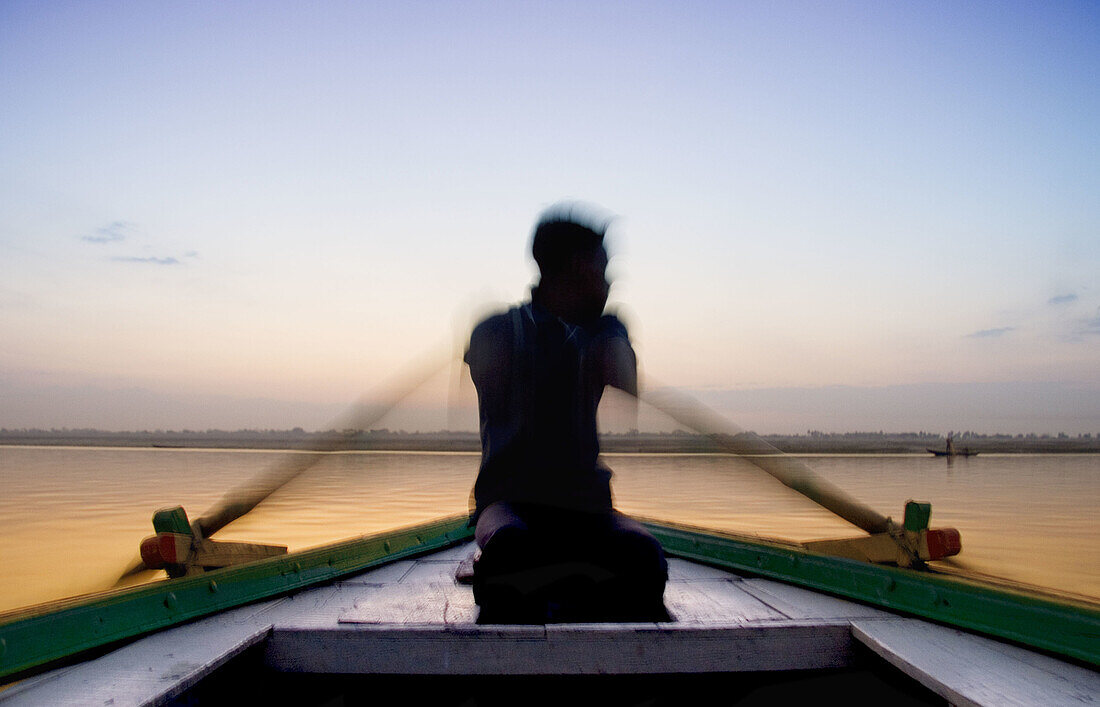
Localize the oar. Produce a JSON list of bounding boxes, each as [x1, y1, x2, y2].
[[114, 348, 452, 582], [193, 348, 451, 539], [639, 386, 904, 543], [116, 339, 919, 580]]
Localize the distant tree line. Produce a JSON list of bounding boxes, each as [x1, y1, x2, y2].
[[2, 427, 1097, 453]]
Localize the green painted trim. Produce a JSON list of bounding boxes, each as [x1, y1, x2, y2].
[[644, 520, 1100, 666], [0, 515, 473, 680]]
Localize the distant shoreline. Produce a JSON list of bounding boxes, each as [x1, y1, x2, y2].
[[2, 429, 1097, 454]]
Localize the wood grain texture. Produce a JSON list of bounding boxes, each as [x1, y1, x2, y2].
[[334, 559, 415, 585], [0, 602, 276, 706], [852, 618, 1100, 707], [666, 557, 745, 581], [398, 558, 465, 585], [740, 578, 893, 620], [663, 580, 786, 624], [338, 582, 477, 625], [6, 541, 1096, 706], [263, 622, 855, 675]]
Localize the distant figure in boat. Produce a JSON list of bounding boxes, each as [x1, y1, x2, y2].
[[928, 433, 978, 457], [464, 204, 669, 623]]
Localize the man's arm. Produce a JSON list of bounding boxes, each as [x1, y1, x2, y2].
[[601, 336, 638, 397], [597, 334, 639, 434], [594, 314, 638, 397], [465, 315, 513, 421]]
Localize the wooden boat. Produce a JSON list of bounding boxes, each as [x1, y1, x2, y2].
[[1, 515, 1097, 705], [927, 449, 979, 457]]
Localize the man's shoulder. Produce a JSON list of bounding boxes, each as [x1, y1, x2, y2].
[[595, 312, 630, 341], [465, 306, 525, 368], [470, 306, 522, 342], [468, 304, 629, 347]]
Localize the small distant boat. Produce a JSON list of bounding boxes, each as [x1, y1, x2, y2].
[[928, 435, 977, 457], [927, 448, 979, 457]]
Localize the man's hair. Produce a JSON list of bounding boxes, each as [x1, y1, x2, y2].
[[530, 203, 612, 276]]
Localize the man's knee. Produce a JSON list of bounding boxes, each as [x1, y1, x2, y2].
[[605, 515, 668, 580], [480, 526, 532, 566], [475, 501, 529, 549]]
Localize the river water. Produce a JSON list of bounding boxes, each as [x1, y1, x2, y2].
[[0, 446, 1096, 613]]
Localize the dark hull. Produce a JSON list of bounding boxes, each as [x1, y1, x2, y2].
[[927, 449, 979, 457]]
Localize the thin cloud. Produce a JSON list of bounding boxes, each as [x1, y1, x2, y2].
[[1049, 294, 1078, 305], [1075, 311, 1100, 337], [111, 256, 181, 265], [80, 221, 133, 244], [967, 327, 1014, 338]]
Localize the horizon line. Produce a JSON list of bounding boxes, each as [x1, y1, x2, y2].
[[1, 427, 1094, 439]]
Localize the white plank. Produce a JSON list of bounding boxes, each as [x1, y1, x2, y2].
[[0, 604, 274, 707], [399, 559, 464, 584], [667, 558, 746, 581], [419, 543, 477, 562], [664, 580, 786, 624], [335, 559, 415, 585], [262, 585, 383, 629], [337, 582, 478, 625], [740, 578, 891, 620], [263, 622, 855, 675], [852, 618, 1100, 707]]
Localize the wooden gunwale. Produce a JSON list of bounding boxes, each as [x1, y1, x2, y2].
[[0, 515, 473, 681], [642, 519, 1100, 666]]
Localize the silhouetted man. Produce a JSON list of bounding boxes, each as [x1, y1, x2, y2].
[[465, 205, 668, 623]]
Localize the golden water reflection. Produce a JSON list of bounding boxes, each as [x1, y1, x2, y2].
[[0, 447, 1096, 613]]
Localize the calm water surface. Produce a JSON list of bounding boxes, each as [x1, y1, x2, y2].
[[0, 446, 1096, 613]]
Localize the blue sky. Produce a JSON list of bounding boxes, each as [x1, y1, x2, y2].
[[1, 1, 1098, 432]]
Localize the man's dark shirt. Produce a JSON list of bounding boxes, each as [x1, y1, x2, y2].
[[465, 298, 632, 519]]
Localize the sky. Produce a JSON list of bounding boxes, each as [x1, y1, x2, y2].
[[1, 1, 1098, 434]]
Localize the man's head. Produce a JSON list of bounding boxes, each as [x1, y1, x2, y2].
[[530, 205, 613, 322]]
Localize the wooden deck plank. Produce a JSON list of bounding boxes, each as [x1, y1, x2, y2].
[[740, 578, 892, 620], [664, 580, 786, 624], [666, 558, 746, 581], [276, 548, 852, 674], [333, 547, 777, 627], [334, 559, 416, 585], [852, 618, 1100, 707], [398, 559, 464, 585], [0, 603, 275, 707], [263, 622, 855, 675], [419, 543, 476, 562], [337, 582, 477, 625], [261, 585, 380, 629]]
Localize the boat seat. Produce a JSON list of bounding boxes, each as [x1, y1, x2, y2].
[[462, 549, 670, 624]]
